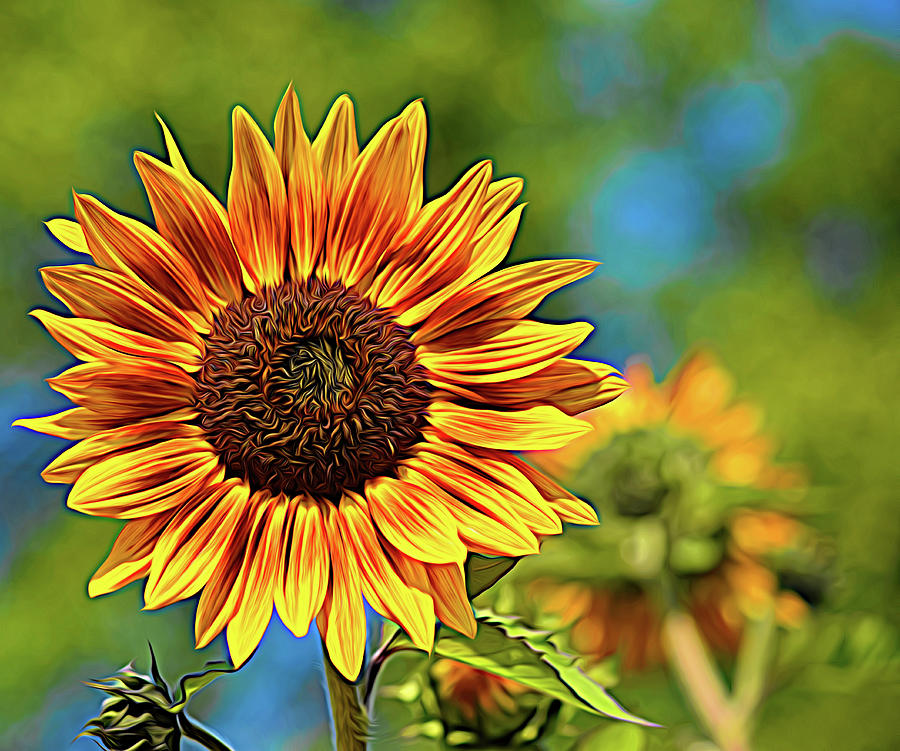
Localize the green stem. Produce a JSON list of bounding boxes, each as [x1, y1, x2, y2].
[[732, 605, 777, 722], [662, 610, 749, 751], [178, 712, 234, 751], [322, 646, 368, 751]]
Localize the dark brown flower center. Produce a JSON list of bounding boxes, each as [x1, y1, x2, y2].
[[193, 279, 431, 500]]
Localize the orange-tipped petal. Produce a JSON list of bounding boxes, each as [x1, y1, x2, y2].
[[416, 259, 599, 343], [194, 496, 268, 649], [337, 495, 435, 652], [227, 106, 288, 292], [427, 401, 592, 451], [30, 310, 201, 372], [41, 421, 202, 484], [275, 499, 330, 638], [419, 319, 593, 384], [505, 455, 599, 525], [144, 480, 250, 609], [67, 438, 222, 518], [40, 264, 203, 346], [88, 513, 175, 597], [426, 562, 477, 638], [154, 113, 190, 175], [12, 407, 194, 441], [324, 101, 426, 287], [311, 95, 359, 202], [319, 506, 366, 680], [274, 84, 326, 281], [134, 151, 243, 306], [47, 359, 194, 419], [226, 498, 287, 666], [72, 192, 212, 321], [366, 476, 467, 565]]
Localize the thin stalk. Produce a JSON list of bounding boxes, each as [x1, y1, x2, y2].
[[732, 605, 777, 721], [662, 610, 749, 751], [178, 712, 235, 751], [322, 646, 368, 751]]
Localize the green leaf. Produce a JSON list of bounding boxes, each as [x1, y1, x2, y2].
[[465, 554, 521, 598], [579, 723, 647, 751], [404, 610, 657, 726], [168, 660, 240, 712]]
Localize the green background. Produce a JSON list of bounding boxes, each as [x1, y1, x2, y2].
[[0, 1, 897, 749]]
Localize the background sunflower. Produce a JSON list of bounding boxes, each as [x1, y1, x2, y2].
[[2, 1, 898, 750]]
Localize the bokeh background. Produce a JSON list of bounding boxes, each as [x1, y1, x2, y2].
[[1, 1, 897, 749]]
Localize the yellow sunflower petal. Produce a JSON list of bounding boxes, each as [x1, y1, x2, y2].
[[134, 151, 243, 306], [40, 264, 203, 346], [227, 106, 289, 292], [72, 192, 212, 321], [41, 421, 202, 484], [154, 113, 190, 175], [427, 401, 592, 451], [311, 94, 359, 202], [226, 497, 287, 666], [505, 455, 599, 525], [275, 498, 330, 638], [477, 176, 524, 239], [441, 359, 629, 416], [365, 475, 467, 564], [324, 100, 425, 287], [369, 161, 491, 312], [88, 512, 175, 597], [194, 495, 268, 649], [319, 505, 367, 680], [45, 218, 89, 255], [396, 203, 525, 326], [338, 495, 435, 652], [400, 465, 538, 557], [419, 319, 593, 384], [274, 85, 327, 282], [144, 480, 250, 610], [67, 438, 222, 518], [30, 310, 201, 371], [13, 407, 195, 441], [415, 259, 599, 343]]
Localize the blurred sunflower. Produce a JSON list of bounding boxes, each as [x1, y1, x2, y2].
[[431, 659, 532, 723], [17, 86, 627, 679], [523, 352, 820, 672]]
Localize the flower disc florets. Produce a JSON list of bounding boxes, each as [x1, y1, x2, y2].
[[194, 278, 431, 499]]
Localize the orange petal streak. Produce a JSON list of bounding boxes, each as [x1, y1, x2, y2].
[[318, 505, 367, 680], [311, 95, 359, 205], [134, 151, 244, 306], [427, 401, 592, 451], [419, 319, 593, 384], [40, 265, 202, 346], [337, 495, 435, 651], [144, 480, 251, 609], [73, 192, 212, 321], [226, 497, 288, 666], [31, 310, 201, 372], [366, 476, 467, 565], [274, 84, 327, 281], [67, 438, 222, 518], [275, 499, 330, 638], [227, 107, 288, 292], [88, 512, 175, 597]]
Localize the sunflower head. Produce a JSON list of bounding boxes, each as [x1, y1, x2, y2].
[[80, 661, 178, 751], [18, 86, 628, 679]]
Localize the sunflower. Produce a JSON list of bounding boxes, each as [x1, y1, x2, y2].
[[431, 659, 531, 723], [520, 351, 811, 671], [16, 87, 627, 680]]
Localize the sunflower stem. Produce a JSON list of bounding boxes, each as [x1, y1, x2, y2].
[[322, 646, 369, 751], [177, 712, 235, 751]]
